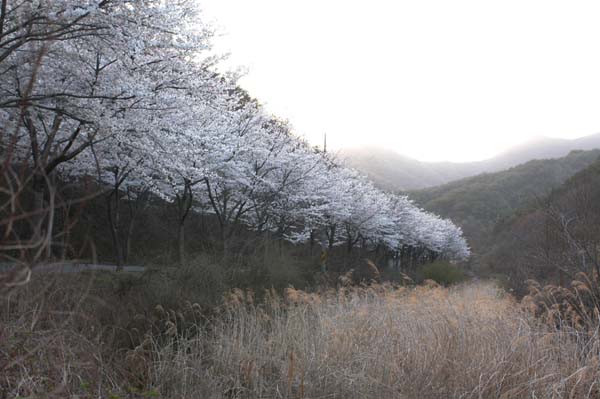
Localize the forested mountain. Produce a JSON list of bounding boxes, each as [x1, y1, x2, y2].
[[343, 133, 600, 190], [409, 149, 600, 251], [483, 157, 600, 292]]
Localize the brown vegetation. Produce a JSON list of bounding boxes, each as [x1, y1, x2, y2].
[[3, 278, 600, 398], [486, 157, 600, 294]]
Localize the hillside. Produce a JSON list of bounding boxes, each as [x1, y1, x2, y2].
[[409, 149, 600, 251], [483, 156, 600, 290], [343, 133, 600, 190]]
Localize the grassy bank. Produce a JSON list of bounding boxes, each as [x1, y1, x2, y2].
[[2, 278, 600, 398]]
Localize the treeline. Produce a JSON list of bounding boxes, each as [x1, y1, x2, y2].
[[0, 1, 468, 277]]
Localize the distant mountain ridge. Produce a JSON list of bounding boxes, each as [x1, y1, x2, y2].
[[342, 133, 600, 190], [409, 149, 600, 252]]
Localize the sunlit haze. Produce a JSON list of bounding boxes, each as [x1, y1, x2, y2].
[[199, 0, 600, 162]]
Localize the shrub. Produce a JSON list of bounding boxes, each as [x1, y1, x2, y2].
[[224, 241, 316, 292], [418, 261, 466, 286], [523, 272, 600, 331]]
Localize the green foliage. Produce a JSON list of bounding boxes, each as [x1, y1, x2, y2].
[[84, 245, 316, 313], [418, 261, 466, 286], [161, 254, 227, 307], [236, 243, 316, 291], [410, 150, 600, 251]]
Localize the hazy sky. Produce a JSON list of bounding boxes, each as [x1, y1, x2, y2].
[[199, 0, 600, 162]]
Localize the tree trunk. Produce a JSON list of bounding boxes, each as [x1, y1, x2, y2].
[[178, 222, 185, 266], [105, 170, 125, 270], [124, 217, 135, 264], [32, 182, 45, 239], [327, 225, 336, 250], [31, 174, 54, 260], [106, 193, 123, 269], [175, 180, 194, 266], [220, 221, 228, 256], [123, 187, 149, 264], [394, 250, 401, 271]]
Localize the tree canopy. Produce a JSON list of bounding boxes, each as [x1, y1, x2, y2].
[[0, 0, 469, 262]]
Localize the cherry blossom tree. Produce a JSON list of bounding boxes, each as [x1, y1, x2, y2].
[[0, 0, 470, 268]]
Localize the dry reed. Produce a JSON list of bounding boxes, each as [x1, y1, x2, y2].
[[4, 279, 600, 398], [145, 282, 600, 398]]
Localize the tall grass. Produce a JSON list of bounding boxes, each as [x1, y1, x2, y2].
[[3, 279, 600, 398], [147, 283, 600, 398]]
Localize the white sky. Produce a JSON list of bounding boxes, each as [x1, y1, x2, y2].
[[199, 0, 600, 162]]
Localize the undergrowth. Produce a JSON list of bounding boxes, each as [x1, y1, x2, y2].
[[3, 275, 600, 398]]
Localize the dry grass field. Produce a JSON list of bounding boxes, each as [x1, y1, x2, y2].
[[3, 278, 600, 398]]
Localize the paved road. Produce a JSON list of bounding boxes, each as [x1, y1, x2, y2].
[[0, 262, 147, 273]]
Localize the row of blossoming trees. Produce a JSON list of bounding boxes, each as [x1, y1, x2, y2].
[[0, 0, 469, 270]]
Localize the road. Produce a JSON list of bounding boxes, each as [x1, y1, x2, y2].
[[0, 262, 147, 273]]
